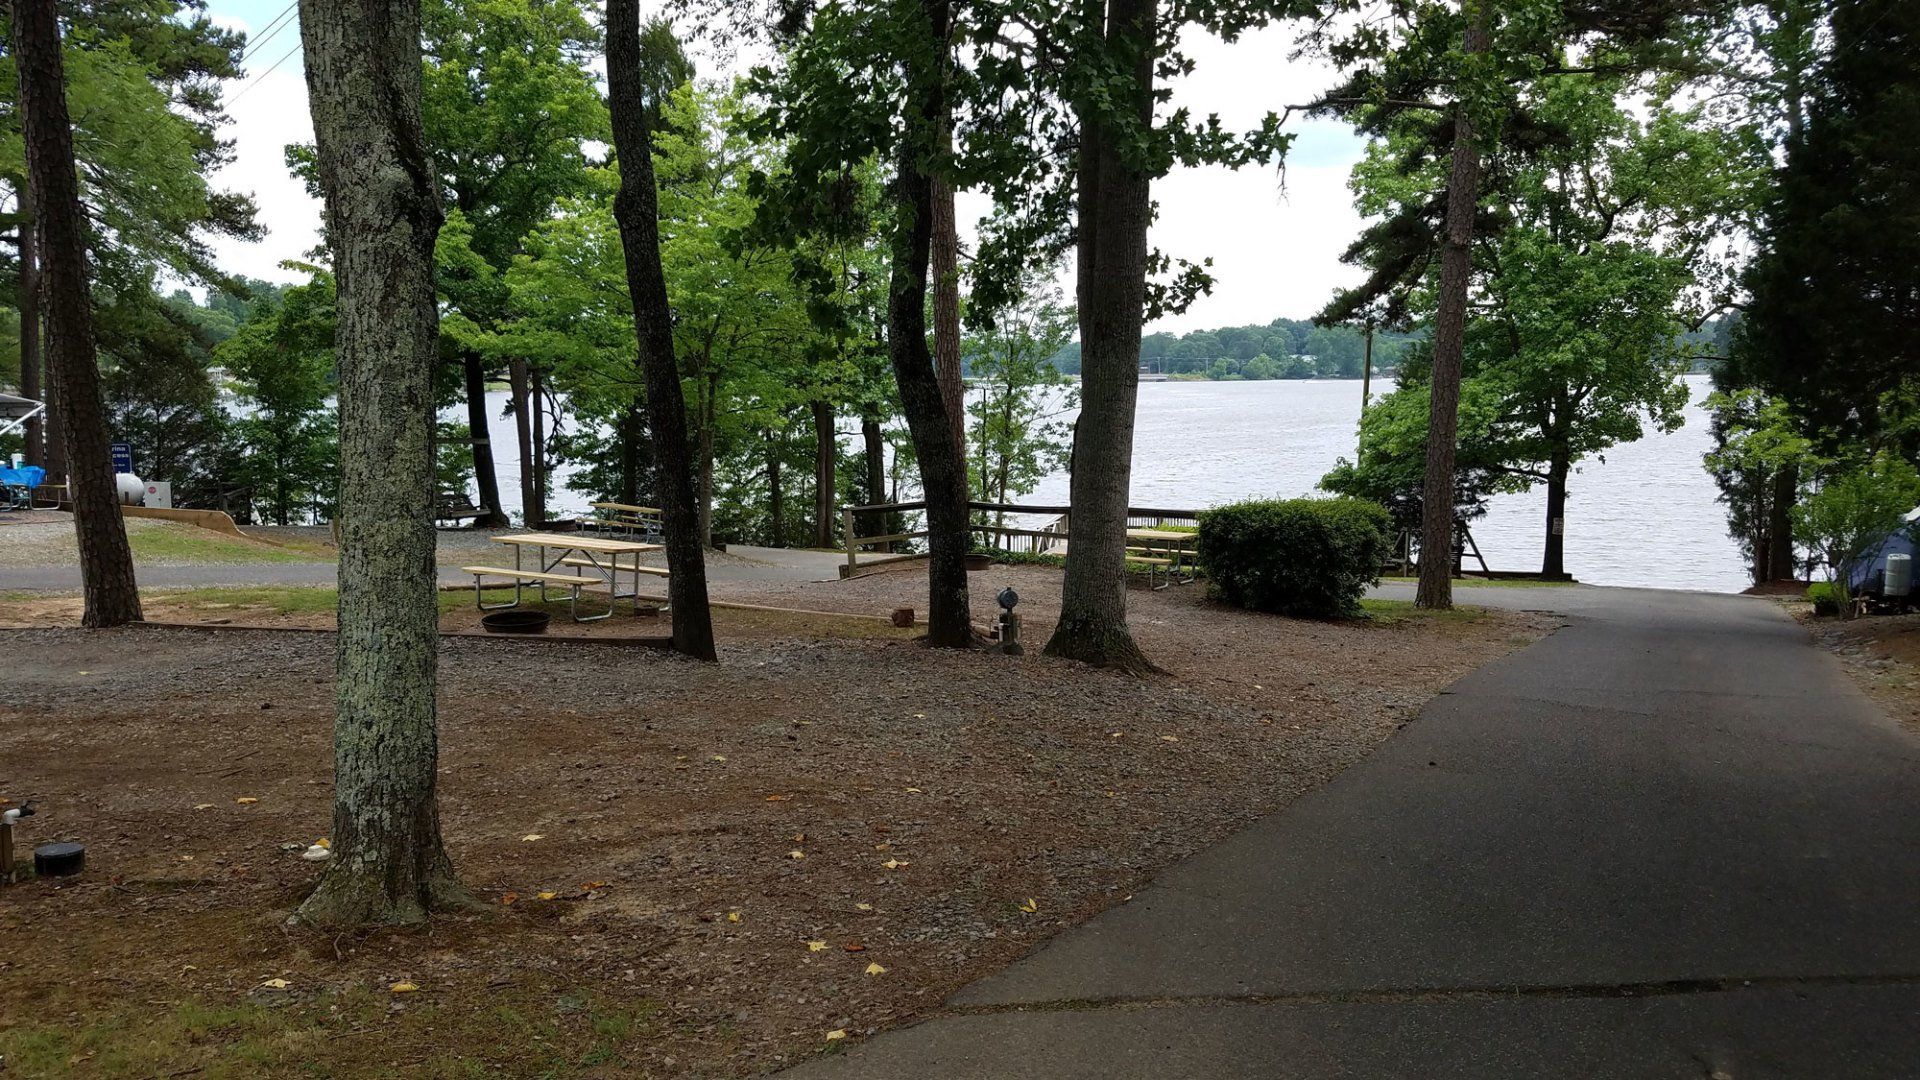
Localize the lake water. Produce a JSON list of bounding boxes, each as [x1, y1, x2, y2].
[[1019, 373, 1748, 594], [457, 373, 1749, 594]]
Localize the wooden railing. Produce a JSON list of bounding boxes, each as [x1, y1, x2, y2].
[[840, 499, 1202, 575]]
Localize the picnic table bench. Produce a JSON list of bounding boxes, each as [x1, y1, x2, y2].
[[591, 501, 664, 540], [435, 491, 493, 525], [1126, 528, 1197, 589], [459, 565, 610, 621]]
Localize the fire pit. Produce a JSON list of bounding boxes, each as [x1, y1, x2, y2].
[[481, 609, 551, 635]]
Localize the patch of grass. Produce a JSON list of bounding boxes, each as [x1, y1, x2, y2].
[[138, 586, 540, 617], [0, 984, 669, 1078], [126, 523, 331, 565], [147, 585, 343, 615], [1359, 598, 1493, 625], [1379, 576, 1577, 588]]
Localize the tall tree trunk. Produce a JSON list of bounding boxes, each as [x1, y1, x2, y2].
[[606, 0, 716, 660], [1045, 0, 1157, 673], [767, 428, 785, 547], [293, 0, 467, 927], [1767, 462, 1798, 581], [1542, 454, 1568, 579], [461, 350, 508, 526], [13, 0, 141, 627], [17, 186, 44, 468], [885, 0, 973, 648], [530, 364, 548, 524], [812, 399, 836, 548], [931, 172, 966, 462], [619, 397, 644, 506], [1415, 0, 1491, 611], [862, 414, 887, 552], [697, 370, 716, 548], [506, 357, 540, 528]]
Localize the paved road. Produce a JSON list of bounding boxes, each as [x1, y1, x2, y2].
[[786, 586, 1920, 1078]]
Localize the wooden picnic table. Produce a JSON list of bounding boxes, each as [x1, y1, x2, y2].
[[590, 501, 664, 539], [1126, 528, 1197, 589], [474, 532, 667, 619]]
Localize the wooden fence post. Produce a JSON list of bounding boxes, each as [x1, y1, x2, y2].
[[843, 508, 857, 577]]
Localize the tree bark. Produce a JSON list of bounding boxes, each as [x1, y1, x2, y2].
[[619, 397, 645, 506], [1044, 0, 1157, 673], [13, 0, 141, 627], [1767, 462, 1798, 581], [17, 185, 43, 468], [931, 172, 966, 463], [766, 428, 785, 547], [530, 364, 549, 524], [1415, 0, 1491, 611], [697, 369, 716, 548], [293, 0, 468, 927], [862, 413, 888, 552], [460, 350, 508, 526], [885, 0, 974, 649], [1542, 455, 1568, 579], [606, 0, 716, 661], [506, 357, 540, 528], [812, 399, 837, 548]]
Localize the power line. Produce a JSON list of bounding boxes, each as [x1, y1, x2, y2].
[[227, 43, 303, 108], [238, 2, 299, 66]]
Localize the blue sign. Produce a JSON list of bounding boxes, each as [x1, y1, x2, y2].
[[111, 442, 133, 474]]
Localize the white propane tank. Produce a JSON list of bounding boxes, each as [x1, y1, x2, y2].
[[115, 472, 145, 506], [1885, 553, 1912, 598]]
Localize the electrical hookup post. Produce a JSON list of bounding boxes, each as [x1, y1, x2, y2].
[[1, 800, 35, 884]]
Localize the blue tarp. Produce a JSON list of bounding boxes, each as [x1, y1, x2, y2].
[[1849, 516, 1920, 594], [0, 464, 46, 490]]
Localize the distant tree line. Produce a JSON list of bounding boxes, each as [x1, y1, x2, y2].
[[1045, 318, 1420, 380]]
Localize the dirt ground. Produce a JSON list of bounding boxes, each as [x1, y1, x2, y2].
[[1801, 605, 1920, 733], [0, 568, 1550, 1078]]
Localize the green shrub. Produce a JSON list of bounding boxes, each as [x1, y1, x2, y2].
[[1197, 497, 1392, 617], [1807, 581, 1845, 614]]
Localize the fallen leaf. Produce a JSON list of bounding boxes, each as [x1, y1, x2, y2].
[[904, 787, 922, 794], [864, 962, 887, 976], [806, 940, 828, 952], [854, 902, 873, 912], [710, 754, 727, 762], [315, 838, 330, 849], [389, 981, 419, 994], [260, 978, 290, 990], [537, 891, 558, 901], [1109, 731, 1124, 738], [788, 850, 806, 860], [521, 834, 543, 842], [765, 793, 793, 802], [727, 910, 742, 923], [843, 942, 866, 952], [1160, 735, 1179, 743], [580, 881, 605, 891], [192, 803, 214, 811], [825, 1029, 848, 1042], [1018, 897, 1039, 914], [500, 892, 519, 906], [882, 859, 908, 870], [235, 797, 259, 805]]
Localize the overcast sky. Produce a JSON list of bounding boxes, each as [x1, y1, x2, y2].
[[202, 2, 1370, 334]]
